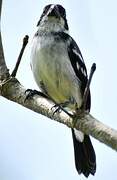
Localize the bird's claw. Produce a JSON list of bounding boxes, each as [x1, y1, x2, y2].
[[51, 103, 73, 117], [51, 104, 62, 115], [24, 89, 37, 102], [24, 89, 48, 102]]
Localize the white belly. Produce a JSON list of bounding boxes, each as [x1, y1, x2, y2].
[[31, 35, 82, 110]]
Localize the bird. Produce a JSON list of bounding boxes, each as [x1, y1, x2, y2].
[[30, 4, 96, 178]]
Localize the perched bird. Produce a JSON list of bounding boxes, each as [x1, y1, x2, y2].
[[30, 4, 96, 177]]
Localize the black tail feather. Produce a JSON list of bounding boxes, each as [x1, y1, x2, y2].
[[72, 129, 96, 178]]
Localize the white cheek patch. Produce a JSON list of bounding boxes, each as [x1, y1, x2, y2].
[[74, 128, 84, 142]]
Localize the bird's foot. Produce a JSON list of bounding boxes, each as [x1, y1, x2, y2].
[[24, 89, 48, 102], [51, 102, 73, 117]]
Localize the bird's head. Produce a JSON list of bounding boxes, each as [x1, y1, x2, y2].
[[37, 4, 69, 33]]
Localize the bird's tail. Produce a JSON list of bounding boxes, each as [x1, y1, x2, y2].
[[72, 129, 96, 178]]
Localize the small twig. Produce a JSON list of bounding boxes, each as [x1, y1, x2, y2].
[[82, 63, 96, 110], [11, 35, 29, 77]]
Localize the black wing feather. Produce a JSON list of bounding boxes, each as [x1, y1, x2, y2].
[[67, 37, 87, 93]]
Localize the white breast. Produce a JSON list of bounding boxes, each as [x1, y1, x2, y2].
[[31, 35, 82, 110]]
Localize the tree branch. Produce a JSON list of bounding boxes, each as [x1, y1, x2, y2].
[[0, 0, 117, 153], [0, 0, 10, 83], [0, 77, 117, 151]]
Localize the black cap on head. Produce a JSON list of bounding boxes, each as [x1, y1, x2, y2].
[[37, 4, 68, 30]]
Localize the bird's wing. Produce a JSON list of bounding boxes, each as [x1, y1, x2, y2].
[[56, 32, 87, 91], [67, 36, 88, 92], [57, 32, 90, 110], [67, 35, 91, 110], [54, 32, 91, 110]]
